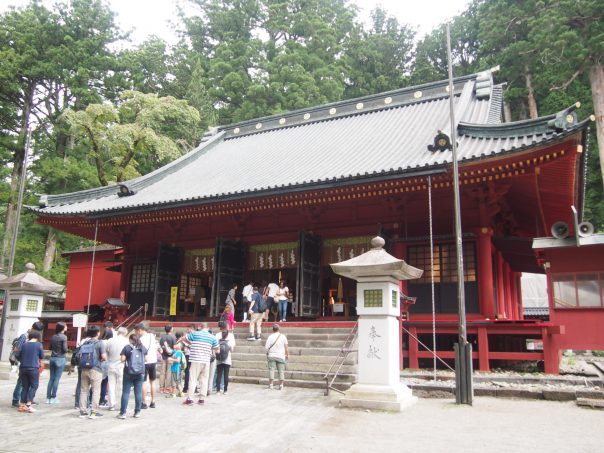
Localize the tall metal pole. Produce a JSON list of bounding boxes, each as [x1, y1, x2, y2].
[[0, 129, 32, 359], [86, 219, 99, 315], [446, 23, 473, 405]]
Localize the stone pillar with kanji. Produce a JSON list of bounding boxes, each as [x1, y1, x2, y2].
[[331, 236, 422, 411]]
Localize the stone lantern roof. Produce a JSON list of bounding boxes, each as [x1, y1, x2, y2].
[[0, 263, 64, 293], [330, 236, 423, 282]]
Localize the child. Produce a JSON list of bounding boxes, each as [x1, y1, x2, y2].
[[16, 330, 45, 413], [221, 304, 235, 331], [168, 343, 185, 397]]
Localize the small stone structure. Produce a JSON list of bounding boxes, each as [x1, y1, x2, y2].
[[331, 236, 423, 411], [0, 263, 64, 363]]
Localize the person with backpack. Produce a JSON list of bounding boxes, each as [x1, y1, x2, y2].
[[118, 334, 148, 419], [11, 321, 44, 408], [77, 325, 107, 419], [247, 287, 263, 341], [15, 330, 45, 413], [46, 322, 67, 404], [159, 324, 176, 394], [214, 322, 236, 394], [220, 305, 235, 331]]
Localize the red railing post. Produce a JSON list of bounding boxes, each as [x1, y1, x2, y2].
[[477, 327, 490, 372]]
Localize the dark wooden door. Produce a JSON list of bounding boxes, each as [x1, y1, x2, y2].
[[153, 244, 181, 317], [296, 231, 322, 318], [210, 238, 245, 317]]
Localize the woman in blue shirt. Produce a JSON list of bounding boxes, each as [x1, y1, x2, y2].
[[16, 330, 44, 413]]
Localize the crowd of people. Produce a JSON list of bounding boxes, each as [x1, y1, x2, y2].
[[9, 317, 288, 418], [233, 280, 290, 342]]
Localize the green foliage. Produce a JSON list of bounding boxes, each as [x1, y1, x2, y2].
[[343, 7, 415, 98], [61, 91, 202, 185], [412, 1, 482, 85]]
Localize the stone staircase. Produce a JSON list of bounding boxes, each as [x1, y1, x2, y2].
[[229, 326, 357, 391]]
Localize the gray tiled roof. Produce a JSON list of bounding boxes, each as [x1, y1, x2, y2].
[[32, 71, 587, 217]]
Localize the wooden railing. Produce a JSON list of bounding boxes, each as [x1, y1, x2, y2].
[[402, 320, 562, 373]]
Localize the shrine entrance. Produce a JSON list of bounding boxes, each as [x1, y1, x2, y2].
[[145, 234, 379, 322]]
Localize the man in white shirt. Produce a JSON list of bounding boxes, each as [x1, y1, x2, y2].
[[135, 323, 158, 409], [105, 327, 129, 410], [266, 281, 279, 321], [241, 281, 253, 322], [265, 324, 289, 390]]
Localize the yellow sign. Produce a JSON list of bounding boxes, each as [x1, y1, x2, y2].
[[170, 286, 178, 316]]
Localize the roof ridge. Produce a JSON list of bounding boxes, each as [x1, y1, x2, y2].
[[219, 72, 487, 137]]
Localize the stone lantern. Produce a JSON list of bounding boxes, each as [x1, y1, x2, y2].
[[0, 263, 64, 362], [331, 236, 422, 411]]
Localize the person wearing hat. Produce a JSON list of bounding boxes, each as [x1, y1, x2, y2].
[[265, 324, 289, 390], [105, 327, 130, 411]]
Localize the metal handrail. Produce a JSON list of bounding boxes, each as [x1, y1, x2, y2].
[[402, 325, 455, 372], [118, 306, 144, 330], [323, 323, 358, 396]]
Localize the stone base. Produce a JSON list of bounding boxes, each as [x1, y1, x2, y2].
[[339, 382, 417, 412], [0, 361, 14, 381]]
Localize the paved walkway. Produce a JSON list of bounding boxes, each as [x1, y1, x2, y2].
[[1, 372, 603, 452]]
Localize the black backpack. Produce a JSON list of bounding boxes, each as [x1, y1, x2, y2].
[[71, 345, 80, 367], [258, 297, 267, 312], [216, 337, 230, 362], [9, 335, 26, 366], [219, 312, 228, 326]]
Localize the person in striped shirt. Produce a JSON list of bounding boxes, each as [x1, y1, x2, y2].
[[178, 323, 218, 406]]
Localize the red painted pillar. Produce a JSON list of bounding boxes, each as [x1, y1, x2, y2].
[[408, 327, 419, 369], [477, 327, 490, 372], [393, 241, 407, 370], [496, 252, 506, 318], [504, 263, 513, 320], [120, 262, 131, 303], [477, 227, 495, 319], [511, 272, 521, 320], [542, 327, 560, 374]]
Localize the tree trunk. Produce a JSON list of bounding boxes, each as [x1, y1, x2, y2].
[[525, 67, 538, 119], [1, 86, 33, 270], [589, 64, 604, 187], [42, 227, 58, 273], [503, 100, 512, 123]]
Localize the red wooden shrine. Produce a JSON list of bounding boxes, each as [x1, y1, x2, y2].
[[34, 71, 601, 373]]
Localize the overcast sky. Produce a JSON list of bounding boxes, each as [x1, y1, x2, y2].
[[2, 0, 470, 45]]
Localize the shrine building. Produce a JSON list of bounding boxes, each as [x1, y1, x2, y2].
[[32, 70, 599, 373]]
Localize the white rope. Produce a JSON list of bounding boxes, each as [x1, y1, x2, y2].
[[86, 219, 99, 315], [428, 175, 437, 381]]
